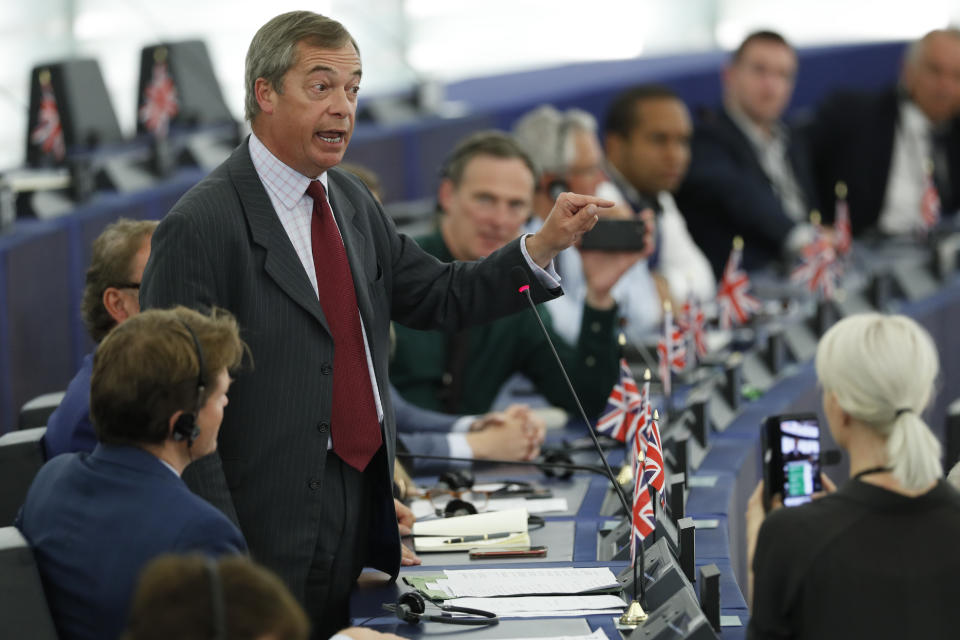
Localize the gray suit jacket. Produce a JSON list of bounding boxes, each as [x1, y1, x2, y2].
[[140, 138, 555, 600]]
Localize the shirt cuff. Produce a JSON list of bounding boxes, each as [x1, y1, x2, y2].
[[447, 433, 475, 459], [451, 415, 475, 433], [329, 635, 353, 640], [520, 234, 561, 289]]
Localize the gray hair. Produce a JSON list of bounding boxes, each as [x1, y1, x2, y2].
[[815, 313, 942, 491], [512, 105, 597, 175], [244, 11, 359, 121]]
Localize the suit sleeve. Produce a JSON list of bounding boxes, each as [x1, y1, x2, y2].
[[141, 209, 240, 527], [391, 384, 461, 434]]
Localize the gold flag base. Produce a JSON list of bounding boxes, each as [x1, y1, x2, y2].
[[619, 600, 648, 626]]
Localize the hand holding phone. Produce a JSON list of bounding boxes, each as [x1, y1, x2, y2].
[[761, 413, 823, 509]]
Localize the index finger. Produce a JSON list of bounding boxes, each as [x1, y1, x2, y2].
[[558, 192, 615, 210]]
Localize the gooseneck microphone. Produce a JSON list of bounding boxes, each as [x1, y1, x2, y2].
[[394, 450, 609, 480], [509, 266, 632, 516]]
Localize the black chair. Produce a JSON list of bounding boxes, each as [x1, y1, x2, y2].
[[18, 392, 65, 430], [0, 526, 59, 639], [0, 427, 47, 526]]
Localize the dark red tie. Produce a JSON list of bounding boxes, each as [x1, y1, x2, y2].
[[307, 180, 382, 471]]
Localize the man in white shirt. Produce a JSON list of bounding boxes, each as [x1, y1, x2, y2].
[[602, 88, 716, 309], [812, 28, 960, 235], [513, 105, 670, 346]]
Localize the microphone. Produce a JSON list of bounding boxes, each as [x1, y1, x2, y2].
[[394, 449, 610, 480], [509, 266, 632, 516]]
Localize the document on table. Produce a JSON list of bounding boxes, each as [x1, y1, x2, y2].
[[409, 497, 568, 519], [447, 595, 626, 618], [493, 628, 609, 640], [425, 567, 620, 598]]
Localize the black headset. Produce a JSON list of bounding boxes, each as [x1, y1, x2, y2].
[[171, 321, 207, 446], [205, 558, 225, 640], [383, 591, 498, 626]]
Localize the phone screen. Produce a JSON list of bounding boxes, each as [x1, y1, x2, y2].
[[777, 417, 822, 507]]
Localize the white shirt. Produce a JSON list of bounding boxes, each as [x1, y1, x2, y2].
[[647, 190, 715, 303], [249, 133, 385, 441], [878, 100, 933, 235]]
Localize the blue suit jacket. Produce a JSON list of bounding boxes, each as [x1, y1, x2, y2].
[[17, 444, 247, 640], [43, 352, 96, 459], [675, 108, 818, 276]]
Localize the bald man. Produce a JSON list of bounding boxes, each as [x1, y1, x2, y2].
[[811, 29, 960, 235]]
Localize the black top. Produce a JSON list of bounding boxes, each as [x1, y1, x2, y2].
[[748, 479, 960, 640]]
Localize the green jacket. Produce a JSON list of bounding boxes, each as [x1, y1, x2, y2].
[[390, 230, 620, 419]]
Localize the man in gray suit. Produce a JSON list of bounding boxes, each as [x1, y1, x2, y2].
[[141, 11, 610, 639]]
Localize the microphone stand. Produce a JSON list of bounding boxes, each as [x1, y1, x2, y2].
[[510, 267, 646, 618]]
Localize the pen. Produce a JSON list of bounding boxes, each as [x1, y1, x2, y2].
[[441, 532, 512, 544]]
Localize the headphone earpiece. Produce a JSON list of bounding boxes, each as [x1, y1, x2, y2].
[[438, 469, 474, 490], [384, 591, 498, 626], [172, 320, 208, 447], [172, 413, 201, 445], [443, 498, 478, 518], [541, 449, 575, 480], [395, 592, 427, 623]]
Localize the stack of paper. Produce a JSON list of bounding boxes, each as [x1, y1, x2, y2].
[[412, 508, 529, 552], [422, 567, 621, 598], [447, 595, 625, 618]]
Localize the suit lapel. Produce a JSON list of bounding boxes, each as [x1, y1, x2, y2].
[[227, 142, 330, 332]]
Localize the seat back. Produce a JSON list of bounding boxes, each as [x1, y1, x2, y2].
[[0, 427, 47, 525], [0, 526, 59, 639], [18, 391, 65, 430]]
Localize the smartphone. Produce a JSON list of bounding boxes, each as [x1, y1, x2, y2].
[[761, 413, 822, 509], [468, 546, 547, 559], [580, 219, 646, 252]]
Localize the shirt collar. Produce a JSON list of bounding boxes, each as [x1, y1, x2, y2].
[[725, 101, 789, 150], [900, 99, 932, 135], [248, 131, 329, 209]]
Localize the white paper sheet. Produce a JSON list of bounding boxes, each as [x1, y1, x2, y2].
[[435, 567, 619, 598], [448, 594, 626, 618]]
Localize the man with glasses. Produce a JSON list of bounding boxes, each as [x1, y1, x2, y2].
[[44, 218, 157, 458]]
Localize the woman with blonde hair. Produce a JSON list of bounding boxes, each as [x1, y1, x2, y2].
[[747, 313, 960, 639]]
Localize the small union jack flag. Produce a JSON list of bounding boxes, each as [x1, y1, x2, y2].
[[657, 305, 686, 398], [630, 456, 655, 567], [678, 296, 707, 361], [30, 81, 65, 161], [790, 224, 839, 300], [596, 359, 643, 443], [717, 240, 761, 330], [834, 183, 852, 257], [642, 410, 665, 500], [921, 166, 941, 231], [139, 60, 179, 138]]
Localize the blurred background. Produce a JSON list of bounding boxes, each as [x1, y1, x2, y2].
[[2, 0, 959, 171]]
